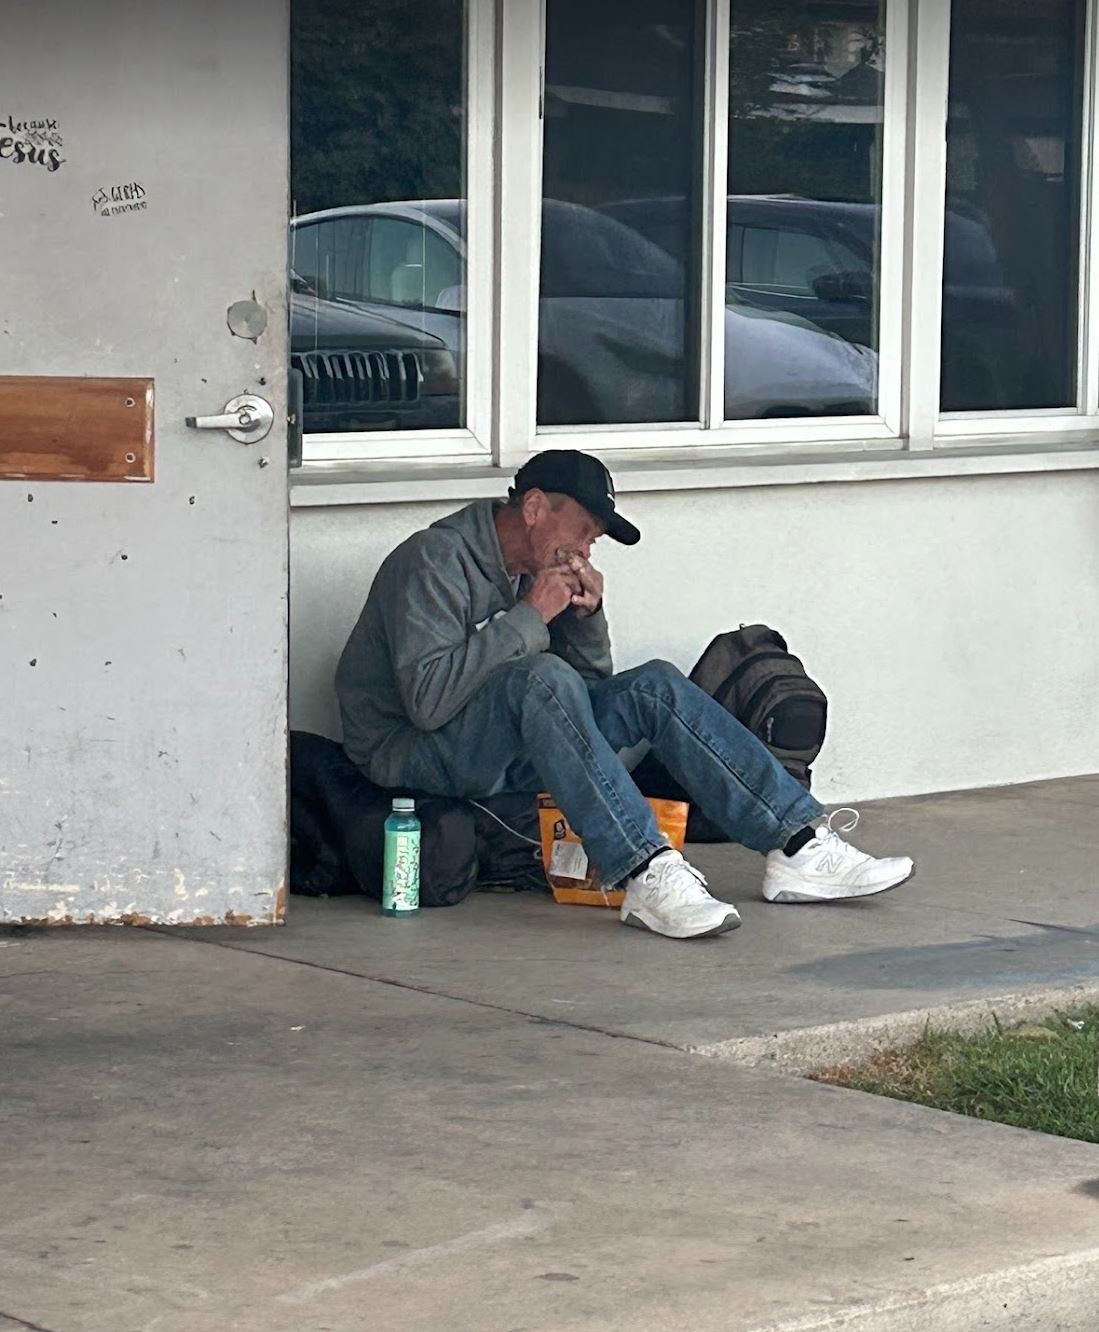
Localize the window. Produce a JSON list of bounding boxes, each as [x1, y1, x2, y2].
[[941, 0, 1087, 412], [290, 0, 1099, 475], [533, 0, 888, 435], [538, 0, 704, 427], [290, 0, 468, 437], [726, 0, 886, 419]]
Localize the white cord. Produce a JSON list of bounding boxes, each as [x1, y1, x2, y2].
[[468, 800, 543, 847]]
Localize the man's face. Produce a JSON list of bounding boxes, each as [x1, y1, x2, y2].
[[523, 491, 605, 569]]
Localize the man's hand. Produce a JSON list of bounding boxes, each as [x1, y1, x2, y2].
[[562, 553, 604, 618], [522, 564, 582, 624]]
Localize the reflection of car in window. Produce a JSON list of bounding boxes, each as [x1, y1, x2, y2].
[[538, 198, 876, 423], [290, 205, 466, 433], [606, 194, 1029, 412], [289, 197, 881, 432]]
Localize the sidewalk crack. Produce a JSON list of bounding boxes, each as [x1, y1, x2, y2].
[[144, 928, 684, 1054], [0, 1310, 61, 1332]]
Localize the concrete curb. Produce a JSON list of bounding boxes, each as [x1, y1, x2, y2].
[[744, 1247, 1099, 1332], [690, 981, 1099, 1074]]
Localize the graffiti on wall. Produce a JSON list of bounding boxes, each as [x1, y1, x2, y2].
[[0, 114, 64, 172], [92, 181, 148, 218]]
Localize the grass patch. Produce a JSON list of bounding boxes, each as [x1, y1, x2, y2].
[[810, 1006, 1099, 1143]]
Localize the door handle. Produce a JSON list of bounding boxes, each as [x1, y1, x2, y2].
[[287, 368, 304, 469], [185, 393, 274, 444]]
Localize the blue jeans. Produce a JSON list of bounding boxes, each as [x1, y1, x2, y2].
[[393, 656, 823, 886]]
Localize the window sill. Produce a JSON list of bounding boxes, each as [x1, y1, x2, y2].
[[289, 436, 1099, 508]]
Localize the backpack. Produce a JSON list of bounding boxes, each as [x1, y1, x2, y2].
[[632, 625, 827, 843]]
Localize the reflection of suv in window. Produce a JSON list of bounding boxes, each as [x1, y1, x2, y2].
[[290, 198, 879, 432], [606, 194, 1029, 412], [290, 206, 465, 433]]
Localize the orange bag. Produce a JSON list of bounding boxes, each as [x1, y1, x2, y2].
[[537, 793, 689, 907]]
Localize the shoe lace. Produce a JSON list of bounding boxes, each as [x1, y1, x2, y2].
[[644, 853, 711, 905], [812, 808, 868, 864], [825, 807, 860, 836]]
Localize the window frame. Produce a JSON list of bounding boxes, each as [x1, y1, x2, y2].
[[504, 0, 906, 458], [296, 0, 1099, 477], [932, 0, 1099, 444], [300, 0, 495, 466]]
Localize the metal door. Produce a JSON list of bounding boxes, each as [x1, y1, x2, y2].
[[1, 0, 290, 925]]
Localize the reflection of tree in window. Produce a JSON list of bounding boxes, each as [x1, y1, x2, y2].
[[729, 0, 885, 204], [291, 0, 464, 214]]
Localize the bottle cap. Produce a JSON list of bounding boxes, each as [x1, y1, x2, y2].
[[392, 797, 416, 813]]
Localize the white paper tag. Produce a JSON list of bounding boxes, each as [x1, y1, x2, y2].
[[549, 840, 590, 881]]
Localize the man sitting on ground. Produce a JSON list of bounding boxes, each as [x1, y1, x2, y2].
[[336, 450, 914, 940]]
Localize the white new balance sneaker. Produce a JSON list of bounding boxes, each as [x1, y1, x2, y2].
[[762, 810, 914, 904], [620, 849, 741, 939]]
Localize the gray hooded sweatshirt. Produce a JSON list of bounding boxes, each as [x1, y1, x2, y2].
[[336, 499, 614, 787]]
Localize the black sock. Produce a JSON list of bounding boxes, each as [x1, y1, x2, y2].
[[783, 826, 816, 858], [621, 846, 668, 884]]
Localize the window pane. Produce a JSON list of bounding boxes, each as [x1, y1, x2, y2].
[[726, 1, 884, 419], [941, 0, 1085, 412], [290, 0, 466, 434], [539, 0, 704, 427]]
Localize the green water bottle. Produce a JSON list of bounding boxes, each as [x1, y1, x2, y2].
[[382, 797, 420, 916]]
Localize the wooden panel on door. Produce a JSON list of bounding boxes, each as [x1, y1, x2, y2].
[[0, 375, 154, 482]]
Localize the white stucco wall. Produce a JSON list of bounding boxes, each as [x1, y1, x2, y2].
[[289, 470, 1099, 805]]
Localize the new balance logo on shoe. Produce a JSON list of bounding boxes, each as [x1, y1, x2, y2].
[[762, 810, 915, 905], [813, 850, 848, 876]]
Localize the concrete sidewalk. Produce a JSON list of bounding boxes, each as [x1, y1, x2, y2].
[[2, 777, 1098, 1332], [190, 775, 1099, 1054]]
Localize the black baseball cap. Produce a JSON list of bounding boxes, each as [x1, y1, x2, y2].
[[509, 450, 640, 546]]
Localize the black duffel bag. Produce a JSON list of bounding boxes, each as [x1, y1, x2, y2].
[[289, 733, 547, 906], [289, 732, 479, 907], [468, 793, 547, 893]]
